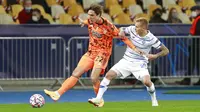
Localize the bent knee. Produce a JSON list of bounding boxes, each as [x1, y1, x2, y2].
[[72, 67, 85, 78], [90, 76, 99, 83]]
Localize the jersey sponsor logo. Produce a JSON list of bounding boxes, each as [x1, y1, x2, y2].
[[91, 30, 102, 38], [142, 40, 146, 44], [140, 63, 147, 68]]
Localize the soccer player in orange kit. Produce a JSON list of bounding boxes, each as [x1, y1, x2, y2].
[[44, 4, 143, 107]]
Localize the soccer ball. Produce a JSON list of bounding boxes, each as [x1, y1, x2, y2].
[[29, 94, 45, 108]]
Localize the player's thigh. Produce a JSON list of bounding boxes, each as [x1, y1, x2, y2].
[[131, 69, 150, 82], [110, 59, 132, 79], [93, 54, 110, 75], [74, 55, 94, 77]]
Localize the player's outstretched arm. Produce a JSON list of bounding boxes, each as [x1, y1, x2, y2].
[[78, 17, 87, 27], [120, 37, 143, 54], [147, 44, 169, 60]]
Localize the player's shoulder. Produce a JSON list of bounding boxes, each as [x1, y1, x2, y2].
[[145, 31, 158, 41], [125, 25, 135, 34], [103, 18, 113, 26], [128, 25, 135, 30], [147, 31, 156, 38], [102, 18, 117, 32]]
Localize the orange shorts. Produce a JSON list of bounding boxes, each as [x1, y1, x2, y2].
[[77, 51, 110, 74]]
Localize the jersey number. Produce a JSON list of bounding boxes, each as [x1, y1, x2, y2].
[[95, 56, 103, 63]]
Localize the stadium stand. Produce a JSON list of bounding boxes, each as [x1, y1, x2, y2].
[[0, 0, 198, 24]]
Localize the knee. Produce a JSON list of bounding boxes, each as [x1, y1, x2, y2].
[[72, 67, 84, 78], [72, 70, 80, 78], [105, 74, 112, 80], [105, 70, 117, 80], [91, 77, 98, 84]]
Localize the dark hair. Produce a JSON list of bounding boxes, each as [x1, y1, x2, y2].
[[33, 8, 41, 14], [168, 8, 176, 22], [152, 8, 162, 15], [88, 4, 103, 16], [191, 5, 200, 11]]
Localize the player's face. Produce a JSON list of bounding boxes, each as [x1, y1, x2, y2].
[[88, 10, 100, 23], [135, 22, 146, 36]]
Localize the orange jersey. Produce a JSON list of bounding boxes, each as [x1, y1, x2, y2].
[[84, 18, 119, 55], [77, 18, 138, 73]]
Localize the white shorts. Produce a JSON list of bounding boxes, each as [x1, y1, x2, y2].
[[110, 58, 150, 81]]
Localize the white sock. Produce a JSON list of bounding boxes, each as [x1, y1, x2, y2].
[[146, 83, 156, 100], [55, 91, 61, 97], [146, 82, 155, 92], [96, 78, 110, 100]]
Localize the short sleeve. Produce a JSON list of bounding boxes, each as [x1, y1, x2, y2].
[[151, 36, 162, 49]]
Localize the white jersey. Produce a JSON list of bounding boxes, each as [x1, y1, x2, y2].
[[122, 25, 162, 63]]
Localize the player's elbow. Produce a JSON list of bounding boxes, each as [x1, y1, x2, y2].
[[164, 48, 169, 56], [161, 45, 169, 56]]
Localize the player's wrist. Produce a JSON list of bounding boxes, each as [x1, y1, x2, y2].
[[154, 54, 159, 58], [131, 46, 136, 50]]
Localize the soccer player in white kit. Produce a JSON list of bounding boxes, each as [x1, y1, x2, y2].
[[88, 17, 169, 107]]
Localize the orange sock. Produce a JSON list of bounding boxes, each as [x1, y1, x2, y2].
[[57, 76, 78, 96], [93, 80, 100, 95]]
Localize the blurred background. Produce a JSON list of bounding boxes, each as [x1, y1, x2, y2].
[[0, 0, 200, 91]]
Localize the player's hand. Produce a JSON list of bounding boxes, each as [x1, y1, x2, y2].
[[134, 48, 145, 55], [118, 28, 125, 37], [147, 54, 158, 61], [78, 17, 85, 27], [134, 49, 149, 60]]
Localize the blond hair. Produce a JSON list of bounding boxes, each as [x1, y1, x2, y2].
[[135, 17, 149, 29]]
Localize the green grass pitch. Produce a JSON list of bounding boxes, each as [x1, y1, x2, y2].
[[164, 90, 200, 94], [0, 100, 199, 112]]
